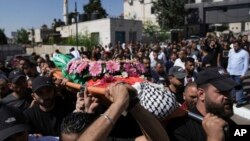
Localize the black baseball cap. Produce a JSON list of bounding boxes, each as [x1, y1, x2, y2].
[[168, 66, 187, 79], [32, 76, 54, 92], [0, 73, 8, 82], [0, 103, 29, 140], [196, 67, 238, 91], [8, 70, 26, 83]]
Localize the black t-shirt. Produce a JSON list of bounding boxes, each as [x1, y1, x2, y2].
[[241, 42, 250, 53], [107, 137, 135, 141], [201, 54, 213, 68], [207, 45, 220, 67], [219, 47, 230, 69], [1, 91, 32, 111], [165, 107, 237, 141], [24, 97, 75, 136], [109, 113, 142, 138]]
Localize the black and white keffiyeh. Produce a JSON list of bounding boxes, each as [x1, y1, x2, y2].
[[132, 82, 179, 119]]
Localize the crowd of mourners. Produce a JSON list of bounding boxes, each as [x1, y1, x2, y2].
[[0, 33, 249, 141]]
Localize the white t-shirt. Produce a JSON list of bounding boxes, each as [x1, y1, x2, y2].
[[174, 58, 185, 69]]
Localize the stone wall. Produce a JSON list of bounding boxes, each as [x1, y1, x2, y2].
[[26, 45, 81, 56]]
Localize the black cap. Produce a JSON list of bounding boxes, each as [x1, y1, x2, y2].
[[196, 67, 238, 91], [0, 73, 8, 82], [168, 66, 187, 79], [32, 76, 54, 92], [8, 70, 26, 83], [0, 103, 29, 140]]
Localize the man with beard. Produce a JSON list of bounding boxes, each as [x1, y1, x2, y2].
[[151, 62, 167, 85], [1, 70, 32, 111], [167, 66, 187, 104], [227, 41, 249, 107], [24, 76, 75, 136], [182, 82, 198, 110], [165, 67, 238, 141]]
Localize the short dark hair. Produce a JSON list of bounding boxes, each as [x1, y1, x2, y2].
[[23, 62, 36, 69], [60, 112, 98, 135], [185, 57, 195, 64], [46, 61, 56, 68], [184, 82, 197, 93]]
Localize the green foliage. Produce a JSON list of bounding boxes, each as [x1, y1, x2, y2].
[[51, 19, 65, 31], [83, 0, 108, 20], [0, 28, 7, 44], [143, 21, 170, 42], [152, 0, 185, 30], [16, 28, 30, 44], [143, 21, 160, 37], [45, 33, 97, 51]]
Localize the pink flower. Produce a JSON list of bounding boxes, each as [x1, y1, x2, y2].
[[106, 61, 120, 73], [76, 61, 88, 74], [68, 61, 78, 74], [135, 62, 146, 74], [89, 61, 102, 76], [123, 63, 132, 72]]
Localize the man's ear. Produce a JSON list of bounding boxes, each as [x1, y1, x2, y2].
[[197, 88, 205, 101], [168, 75, 173, 81], [183, 92, 186, 100]]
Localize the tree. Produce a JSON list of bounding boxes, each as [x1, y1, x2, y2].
[[41, 24, 48, 29], [0, 28, 7, 44], [152, 0, 185, 30], [51, 19, 65, 31], [16, 28, 30, 44], [143, 21, 170, 42], [83, 0, 108, 20]]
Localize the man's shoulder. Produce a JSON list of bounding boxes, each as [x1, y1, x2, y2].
[[240, 49, 249, 55], [165, 115, 205, 141], [1, 94, 17, 103], [24, 104, 40, 115], [166, 115, 192, 129]]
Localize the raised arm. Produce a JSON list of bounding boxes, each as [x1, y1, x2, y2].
[[77, 84, 129, 141], [130, 103, 170, 141]]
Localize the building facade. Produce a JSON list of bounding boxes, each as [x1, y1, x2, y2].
[[185, 0, 250, 37], [124, 0, 157, 25], [56, 18, 142, 46]]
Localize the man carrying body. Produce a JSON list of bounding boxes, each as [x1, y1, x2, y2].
[[166, 67, 238, 141]]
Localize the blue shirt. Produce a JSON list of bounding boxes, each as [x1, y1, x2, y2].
[[227, 48, 249, 76]]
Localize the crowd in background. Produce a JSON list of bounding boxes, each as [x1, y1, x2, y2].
[[0, 33, 249, 141]]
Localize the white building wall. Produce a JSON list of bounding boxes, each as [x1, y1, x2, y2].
[[213, 0, 223, 2], [34, 29, 42, 43], [229, 23, 242, 33], [195, 0, 202, 3], [56, 18, 142, 46], [124, 0, 157, 25], [57, 19, 111, 46], [245, 22, 250, 31], [110, 19, 142, 44], [77, 19, 111, 46]]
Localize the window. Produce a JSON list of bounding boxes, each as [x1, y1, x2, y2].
[[151, 7, 155, 14], [115, 31, 126, 44], [202, 0, 212, 2]]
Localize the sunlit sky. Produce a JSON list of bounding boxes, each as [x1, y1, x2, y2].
[[0, 0, 123, 37]]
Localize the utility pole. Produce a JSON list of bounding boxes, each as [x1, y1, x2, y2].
[[75, 1, 79, 50]]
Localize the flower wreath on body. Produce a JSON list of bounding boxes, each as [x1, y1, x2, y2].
[[52, 53, 180, 122]]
